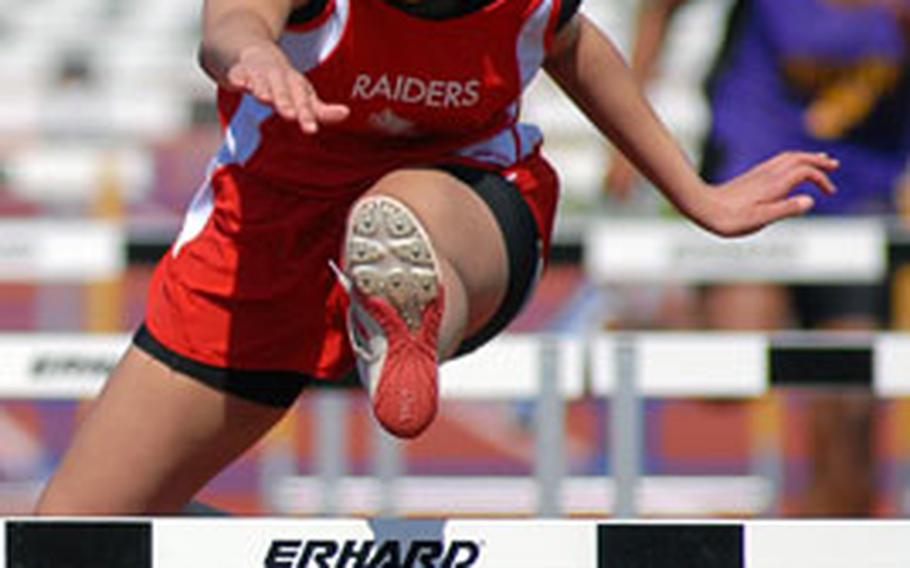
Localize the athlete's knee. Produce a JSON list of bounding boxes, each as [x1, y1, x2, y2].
[[354, 169, 462, 239], [364, 168, 451, 200]]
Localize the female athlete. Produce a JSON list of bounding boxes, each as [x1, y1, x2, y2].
[[35, 0, 837, 514]]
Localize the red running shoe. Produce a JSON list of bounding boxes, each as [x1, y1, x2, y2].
[[338, 196, 444, 439]]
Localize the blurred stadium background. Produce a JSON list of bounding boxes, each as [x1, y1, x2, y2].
[[1, 0, 909, 519]]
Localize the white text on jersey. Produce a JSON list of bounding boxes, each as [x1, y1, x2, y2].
[[351, 73, 481, 109]]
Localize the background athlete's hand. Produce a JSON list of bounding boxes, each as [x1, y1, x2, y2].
[[689, 152, 839, 238], [226, 42, 350, 134], [603, 150, 640, 201]]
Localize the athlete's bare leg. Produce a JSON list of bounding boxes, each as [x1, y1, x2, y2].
[[357, 168, 511, 359], [35, 346, 289, 515]]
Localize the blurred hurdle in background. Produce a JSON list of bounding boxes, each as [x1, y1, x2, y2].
[[3, 207, 910, 518], [9, 200, 910, 514]]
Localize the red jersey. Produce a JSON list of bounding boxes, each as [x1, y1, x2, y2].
[[147, 0, 572, 381], [214, 0, 566, 188]]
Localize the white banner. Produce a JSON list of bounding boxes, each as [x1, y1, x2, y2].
[[153, 518, 597, 568]]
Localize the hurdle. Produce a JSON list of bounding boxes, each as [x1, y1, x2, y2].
[[583, 217, 887, 285], [5, 517, 910, 567], [0, 220, 123, 286], [5, 329, 907, 517]]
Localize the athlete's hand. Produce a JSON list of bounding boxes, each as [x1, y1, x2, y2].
[[226, 42, 350, 134], [690, 151, 839, 238]]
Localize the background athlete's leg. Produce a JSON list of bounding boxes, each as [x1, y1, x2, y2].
[[359, 169, 510, 359], [805, 315, 877, 516], [35, 346, 289, 514]]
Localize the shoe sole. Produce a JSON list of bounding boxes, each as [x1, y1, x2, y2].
[[345, 196, 440, 331]]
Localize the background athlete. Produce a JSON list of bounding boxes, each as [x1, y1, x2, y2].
[[605, 0, 910, 515], [36, 0, 837, 514]]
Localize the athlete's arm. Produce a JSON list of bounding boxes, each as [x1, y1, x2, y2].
[[543, 14, 838, 237], [199, 0, 349, 133]]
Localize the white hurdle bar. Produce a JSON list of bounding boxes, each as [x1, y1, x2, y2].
[[2, 331, 909, 517], [0, 216, 889, 286], [583, 217, 888, 284], [0, 216, 891, 286], [0, 220, 124, 283]]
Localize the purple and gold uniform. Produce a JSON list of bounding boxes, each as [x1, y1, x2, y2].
[[703, 0, 909, 215]]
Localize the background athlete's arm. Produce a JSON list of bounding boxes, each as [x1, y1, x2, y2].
[[544, 14, 838, 237], [199, 0, 348, 133], [603, 0, 687, 199]]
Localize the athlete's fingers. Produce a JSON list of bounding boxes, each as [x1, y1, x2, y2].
[[790, 152, 840, 179], [245, 70, 276, 106], [777, 164, 838, 197], [226, 65, 252, 92], [755, 164, 835, 201], [755, 194, 815, 227], [298, 105, 319, 134], [267, 70, 299, 120], [284, 72, 315, 126], [282, 73, 321, 133], [753, 151, 799, 176], [739, 153, 838, 204], [761, 151, 839, 177], [312, 99, 351, 124], [228, 64, 347, 134], [288, 81, 349, 133], [806, 152, 840, 172]]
